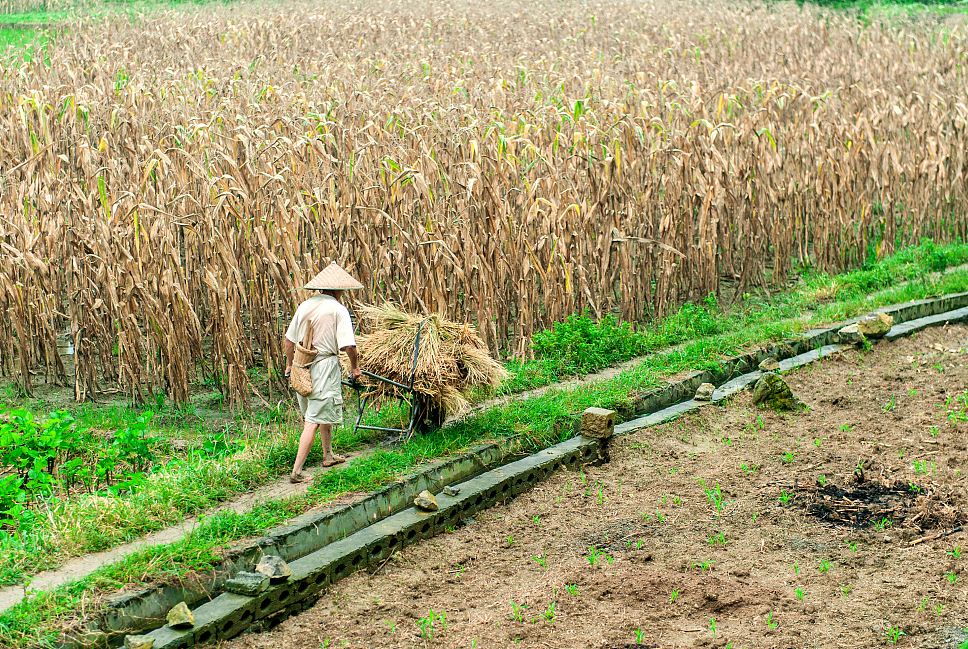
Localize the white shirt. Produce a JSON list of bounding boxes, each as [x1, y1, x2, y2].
[[285, 294, 356, 357]]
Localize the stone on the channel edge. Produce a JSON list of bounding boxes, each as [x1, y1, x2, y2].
[[124, 636, 155, 649], [758, 357, 780, 372], [857, 312, 893, 338], [414, 490, 438, 512], [694, 383, 715, 402], [256, 554, 292, 583], [224, 571, 269, 596], [837, 323, 865, 345], [166, 601, 194, 629]]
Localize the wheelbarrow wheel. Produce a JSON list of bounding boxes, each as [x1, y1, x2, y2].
[[413, 397, 445, 434]]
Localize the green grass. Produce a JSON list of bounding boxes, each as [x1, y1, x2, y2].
[[3, 239, 968, 647]]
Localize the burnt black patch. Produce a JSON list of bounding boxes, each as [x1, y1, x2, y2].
[[796, 480, 967, 531]]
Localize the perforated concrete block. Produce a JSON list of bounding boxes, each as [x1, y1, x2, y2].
[[253, 580, 300, 621], [287, 547, 333, 600], [147, 625, 192, 649], [190, 593, 256, 645]]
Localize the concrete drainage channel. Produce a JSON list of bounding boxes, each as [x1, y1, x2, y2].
[[55, 291, 968, 649]]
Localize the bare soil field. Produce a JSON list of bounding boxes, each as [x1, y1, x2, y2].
[[218, 325, 968, 649]]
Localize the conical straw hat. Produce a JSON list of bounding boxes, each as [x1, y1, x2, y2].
[[301, 262, 364, 290]]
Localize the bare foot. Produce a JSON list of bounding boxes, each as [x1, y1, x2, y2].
[[322, 454, 347, 468], [289, 472, 311, 484]]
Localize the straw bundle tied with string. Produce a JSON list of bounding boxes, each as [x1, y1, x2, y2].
[[352, 303, 508, 418]]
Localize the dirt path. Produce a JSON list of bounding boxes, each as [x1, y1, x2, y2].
[[220, 325, 968, 649], [0, 447, 374, 613]]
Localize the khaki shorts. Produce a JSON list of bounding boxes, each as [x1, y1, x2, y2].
[[296, 394, 343, 425]]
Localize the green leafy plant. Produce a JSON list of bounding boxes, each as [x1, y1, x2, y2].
[[543, 601, 556, 623], [884, 625, 905, 644], [565, 584, 578, 596], [670, 590, 679, 603], [509, 601, 527, 622], [417, 608, 446, 639]]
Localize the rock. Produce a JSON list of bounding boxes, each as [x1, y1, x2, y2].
[[166, 601, 194, 629], [124, 636, 155, 649], [751, 372, 798, 411], [837, 323, 865, 345], [224, 571, 270, 596], [580, 407, 616, 439], [414, 490, 438, 511], [443, 485, 460, 496], [255, 555, 291, 583], [694, 383, 715, 402], [758, 357, 780, 372], [857, 312, 893, 338]]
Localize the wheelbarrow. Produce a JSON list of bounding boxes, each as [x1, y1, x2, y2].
[[341, 317, 441, 445]]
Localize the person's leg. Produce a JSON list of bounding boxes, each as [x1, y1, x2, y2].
[[319, 424, 346, 466], [291, 420, 318, 479]]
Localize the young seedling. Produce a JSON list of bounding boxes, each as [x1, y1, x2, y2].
[[694, 560, 713, 572], [884, 625, 905, 644], [509, 601, 527, 622], [766, 612, 778, 629], [884, 396, 896, 411], [792, 560, 800, 575], [845, 540, 858, 553], [634, 629, 645, 643], [819, 558, 831, 573], [944, 571, 958, 585], [709, 531, 727, 547], [532, 554, 547, 568], [934, 602, 947, 616], [565, 584, 578, 596], [782, 450, 796, 463], [948, 546, 963, 558], [382, 620, 396, 633], [778, 491, 791, 505], [818, 474, 827, 487], [840, 584, 850, 598], [813, 437, 823, 447], [709, 617, 717, 637], [705, 483, 726, 515], [795, 587, 805, 602], [670, 590, 679, 603], [543, 602, 556, 622]]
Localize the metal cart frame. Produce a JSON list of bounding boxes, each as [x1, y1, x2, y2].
[[342, 317, 430, 445]]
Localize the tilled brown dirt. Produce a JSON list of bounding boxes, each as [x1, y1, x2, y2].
[[218, 325, 968, 649]]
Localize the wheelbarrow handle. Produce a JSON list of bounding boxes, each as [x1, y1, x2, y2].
[[343, 370, 413, 392]]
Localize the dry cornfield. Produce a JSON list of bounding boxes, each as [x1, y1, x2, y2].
[[0, 0, 966, 407]]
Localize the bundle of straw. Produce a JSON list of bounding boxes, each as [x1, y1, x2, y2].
[[351, 303, 508, 420]]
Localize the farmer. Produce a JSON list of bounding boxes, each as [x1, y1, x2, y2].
[[284, 262, 363, 483]]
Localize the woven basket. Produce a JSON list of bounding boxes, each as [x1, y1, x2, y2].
[[290, 321, 317, 397]]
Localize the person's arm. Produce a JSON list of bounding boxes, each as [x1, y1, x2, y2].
[[284, 337, 295, 377], [342, 345, 361, 381]]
